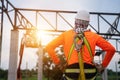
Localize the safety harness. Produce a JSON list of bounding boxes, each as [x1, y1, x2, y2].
[[65, 32, 96, 80]]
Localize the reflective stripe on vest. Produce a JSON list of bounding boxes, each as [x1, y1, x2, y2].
[[65, 68, 96, 73]]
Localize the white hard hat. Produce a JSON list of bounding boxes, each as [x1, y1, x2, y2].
[[75, 10, 90, 21]]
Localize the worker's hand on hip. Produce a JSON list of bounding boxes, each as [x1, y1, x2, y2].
[[95, 63, 105, 74], [56, 63, 67, 72]]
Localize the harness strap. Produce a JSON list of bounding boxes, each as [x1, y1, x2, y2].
[[67, 42, 75, 61], [77, 33, 93, 61], [83, 36, 93, 62], [78, 48, 85, 80], [74, 34, 85, 80], [67, 33, 95, 80], [68, 33, 85, 80]]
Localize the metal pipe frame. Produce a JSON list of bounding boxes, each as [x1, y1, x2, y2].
[[0, 0, 120, 52]]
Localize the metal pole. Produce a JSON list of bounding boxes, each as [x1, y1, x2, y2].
[[26, 62, 28, 80], [115, 62, 118, 80], [102, 69, 108, 80], [102, 53, 108, 80]]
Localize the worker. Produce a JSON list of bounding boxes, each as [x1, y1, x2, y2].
[[45, 10, 115, 80]]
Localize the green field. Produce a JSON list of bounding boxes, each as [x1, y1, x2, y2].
[[0, 68, 120, 80], [0, 75, 120, 80]]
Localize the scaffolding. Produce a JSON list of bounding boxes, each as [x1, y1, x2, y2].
[[0, 0, 120, 80]]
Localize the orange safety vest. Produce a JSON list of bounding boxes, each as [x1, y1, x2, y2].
[[46, 29, 115, 67]]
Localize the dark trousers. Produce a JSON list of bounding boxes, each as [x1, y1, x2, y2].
[[62, 63, 97, 80]]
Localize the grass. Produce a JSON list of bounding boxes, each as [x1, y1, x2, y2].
[[22, 75, 48, 80], [0, 75, 120, 80]]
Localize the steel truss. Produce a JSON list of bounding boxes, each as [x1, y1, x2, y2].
[[0, 0, 120, 55]]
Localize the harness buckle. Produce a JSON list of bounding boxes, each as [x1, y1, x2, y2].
[[74, 33, 84, 52]]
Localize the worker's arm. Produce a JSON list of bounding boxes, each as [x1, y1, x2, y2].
[[45, 33, 64, 65], [96, 36, 116, 68]]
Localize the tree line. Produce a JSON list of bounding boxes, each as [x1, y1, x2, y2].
[[0, 47, 120, 80]]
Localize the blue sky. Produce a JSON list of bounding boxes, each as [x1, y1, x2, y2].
[[9, 0, 120, 12], [1, 0, 120, 71]]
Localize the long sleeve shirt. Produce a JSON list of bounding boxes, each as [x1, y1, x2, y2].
[[45, 29, 115, 68]]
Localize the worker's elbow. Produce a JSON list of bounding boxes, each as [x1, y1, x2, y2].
[[110, 46, 116, 54], [45, 45, 50, 52], [45, 44, 55, 53]]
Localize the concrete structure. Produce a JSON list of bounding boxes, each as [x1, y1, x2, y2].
[[8, 30, 19, 80], [38, 46, 43, 80]]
